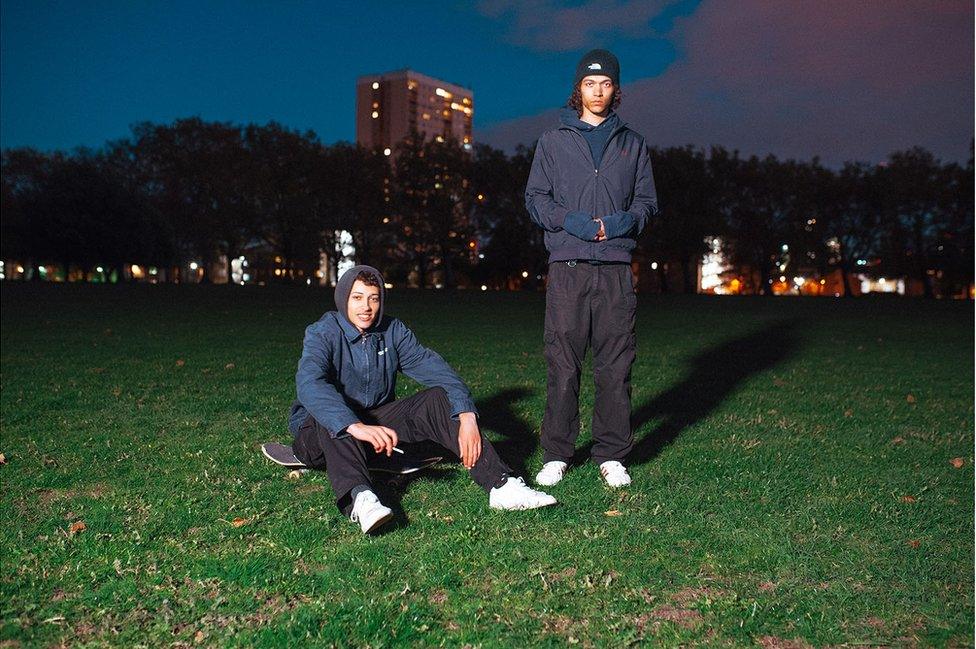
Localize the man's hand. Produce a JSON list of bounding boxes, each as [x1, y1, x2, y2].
[[595, 218, 606, 241], [457, 412, 482, 469], [347, 422, 399, 455]]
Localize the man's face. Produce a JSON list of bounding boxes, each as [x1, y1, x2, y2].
[[347, 280, 380, 332], [580, 75, 614, 119]]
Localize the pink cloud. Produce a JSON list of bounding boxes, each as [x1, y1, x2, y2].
[[480, 0, 974, 165], [477, 0, 670, 51]]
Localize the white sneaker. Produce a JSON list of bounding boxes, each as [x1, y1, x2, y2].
[[350, 490, 393, 534], [599, 461, 631, 488], [535, 461, 568, 486], [489, 477, 557, 510]]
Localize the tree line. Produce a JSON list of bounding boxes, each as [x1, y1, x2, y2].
[[2, 117, 972, 296]]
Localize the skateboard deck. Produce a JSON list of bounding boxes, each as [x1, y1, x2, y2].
[[261, 442, 442, 475]]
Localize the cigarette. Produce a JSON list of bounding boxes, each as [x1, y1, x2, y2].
[[392, 446, 404, 455]]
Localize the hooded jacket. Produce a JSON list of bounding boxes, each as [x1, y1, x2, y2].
[[525, 108, 658, 263], [288, 265, 477, 437]]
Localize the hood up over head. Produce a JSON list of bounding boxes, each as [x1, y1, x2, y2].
[[334, 265, 386, 331]]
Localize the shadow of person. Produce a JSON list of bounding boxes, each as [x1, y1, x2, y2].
[[474, 387, 538, 479], [626, 318, 802, 466]]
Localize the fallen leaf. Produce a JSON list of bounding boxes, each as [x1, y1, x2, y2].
[[224, 363, 235, 370], [112, 387, 122, 397], [231, 517, 249, 528], [0, 452, 6, 464], [843, 409, 853, 417], [773, 378, 786, 387], [604, 509, 623, 517], [907, 539, 920, 549], [906, 394, 916, 404], [950, 457, 965, 469], [892, 436, 905, 445], [194, 630, 206, 644], [285, 470, 302, 480], [900, 495, 916, 503], [69, 520, 86, 535], [175, 359, 185, 367]]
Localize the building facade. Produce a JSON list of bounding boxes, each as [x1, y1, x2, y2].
[[355, 69, 473, 154]]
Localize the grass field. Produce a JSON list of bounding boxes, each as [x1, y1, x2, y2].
[[1, 283, 972, 647]]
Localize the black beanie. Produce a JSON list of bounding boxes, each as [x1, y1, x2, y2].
[[574, 49, 619, 87]]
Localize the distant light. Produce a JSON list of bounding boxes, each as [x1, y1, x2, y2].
[[463, 143, 472, 150], [383, 148, 392, 156], [131, 264, 141, 274], [96, 266, 104, 273], [384, 283, 393, 289], [435, 88, 452, 98], [189, 262, 199, 270], [382, 217, 390, 223], [481, 285, 487, 291], [650, 262, 658, 270], [536, 275, 542, 280], [434, 283, 443, 289], [793, 276, 805, 286], [521, 271, 529, 278], [478, 253, 484, 259], [477, 194, 484, 201], [781, 244, 789, 252], [820, 279, 826, 285], [17, 266, 24, 273], [274, 269, 281, 277], [372, 111, 379, 119], [242, 273, 250, 281], [149, 268, 158, 275], [371, 82, 379, 90], [779, 275, 786, 282], [306, 278, 311, 285], [435, 135, 444, 143], [879, 277, 886, 284]]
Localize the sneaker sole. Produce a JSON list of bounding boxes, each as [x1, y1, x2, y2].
[[362, 510, 394, 534], [490, 499, 558, 511]]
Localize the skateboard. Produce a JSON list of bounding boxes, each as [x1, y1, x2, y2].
[[261, 442, 442, 475]]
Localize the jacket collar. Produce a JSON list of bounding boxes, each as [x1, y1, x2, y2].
[[557, 107, 628, 136], [336, 312, 365, 342]]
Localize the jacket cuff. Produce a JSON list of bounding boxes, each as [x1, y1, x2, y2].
[[564, 211, 600, 240], [451, 401, 479, 420], [601, 211, 636, 239], [328, 414, 361, 439]]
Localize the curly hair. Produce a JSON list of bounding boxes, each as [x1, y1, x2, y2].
[[354, 270, 381, 287], [567, 84, 622, 115]]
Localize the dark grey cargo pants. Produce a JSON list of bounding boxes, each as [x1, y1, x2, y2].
[[542, 261, 636, 464]]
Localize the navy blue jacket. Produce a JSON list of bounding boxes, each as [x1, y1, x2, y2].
[[525, 108, 658, 263], [289, 266, 477, 437]]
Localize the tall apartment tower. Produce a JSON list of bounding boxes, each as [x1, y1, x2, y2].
[[355, 69, 473, 154]]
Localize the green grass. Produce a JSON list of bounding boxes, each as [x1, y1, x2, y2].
[[1, 284, 972, 647]]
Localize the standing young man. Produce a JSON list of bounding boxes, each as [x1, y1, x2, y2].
[[290, 265, 556, 534], [524, 49, 658, 488]]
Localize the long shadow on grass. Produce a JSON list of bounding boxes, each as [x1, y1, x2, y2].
[[572, 319, 802, 467], [629, 319, 801, 466]]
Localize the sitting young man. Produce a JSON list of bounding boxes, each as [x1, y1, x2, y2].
[[289, 265, 556, 533]]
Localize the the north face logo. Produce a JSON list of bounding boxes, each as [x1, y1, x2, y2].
[[587, 63, 602, 70]]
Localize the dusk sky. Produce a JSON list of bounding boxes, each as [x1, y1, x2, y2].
[[2, 0, 972, 166]]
